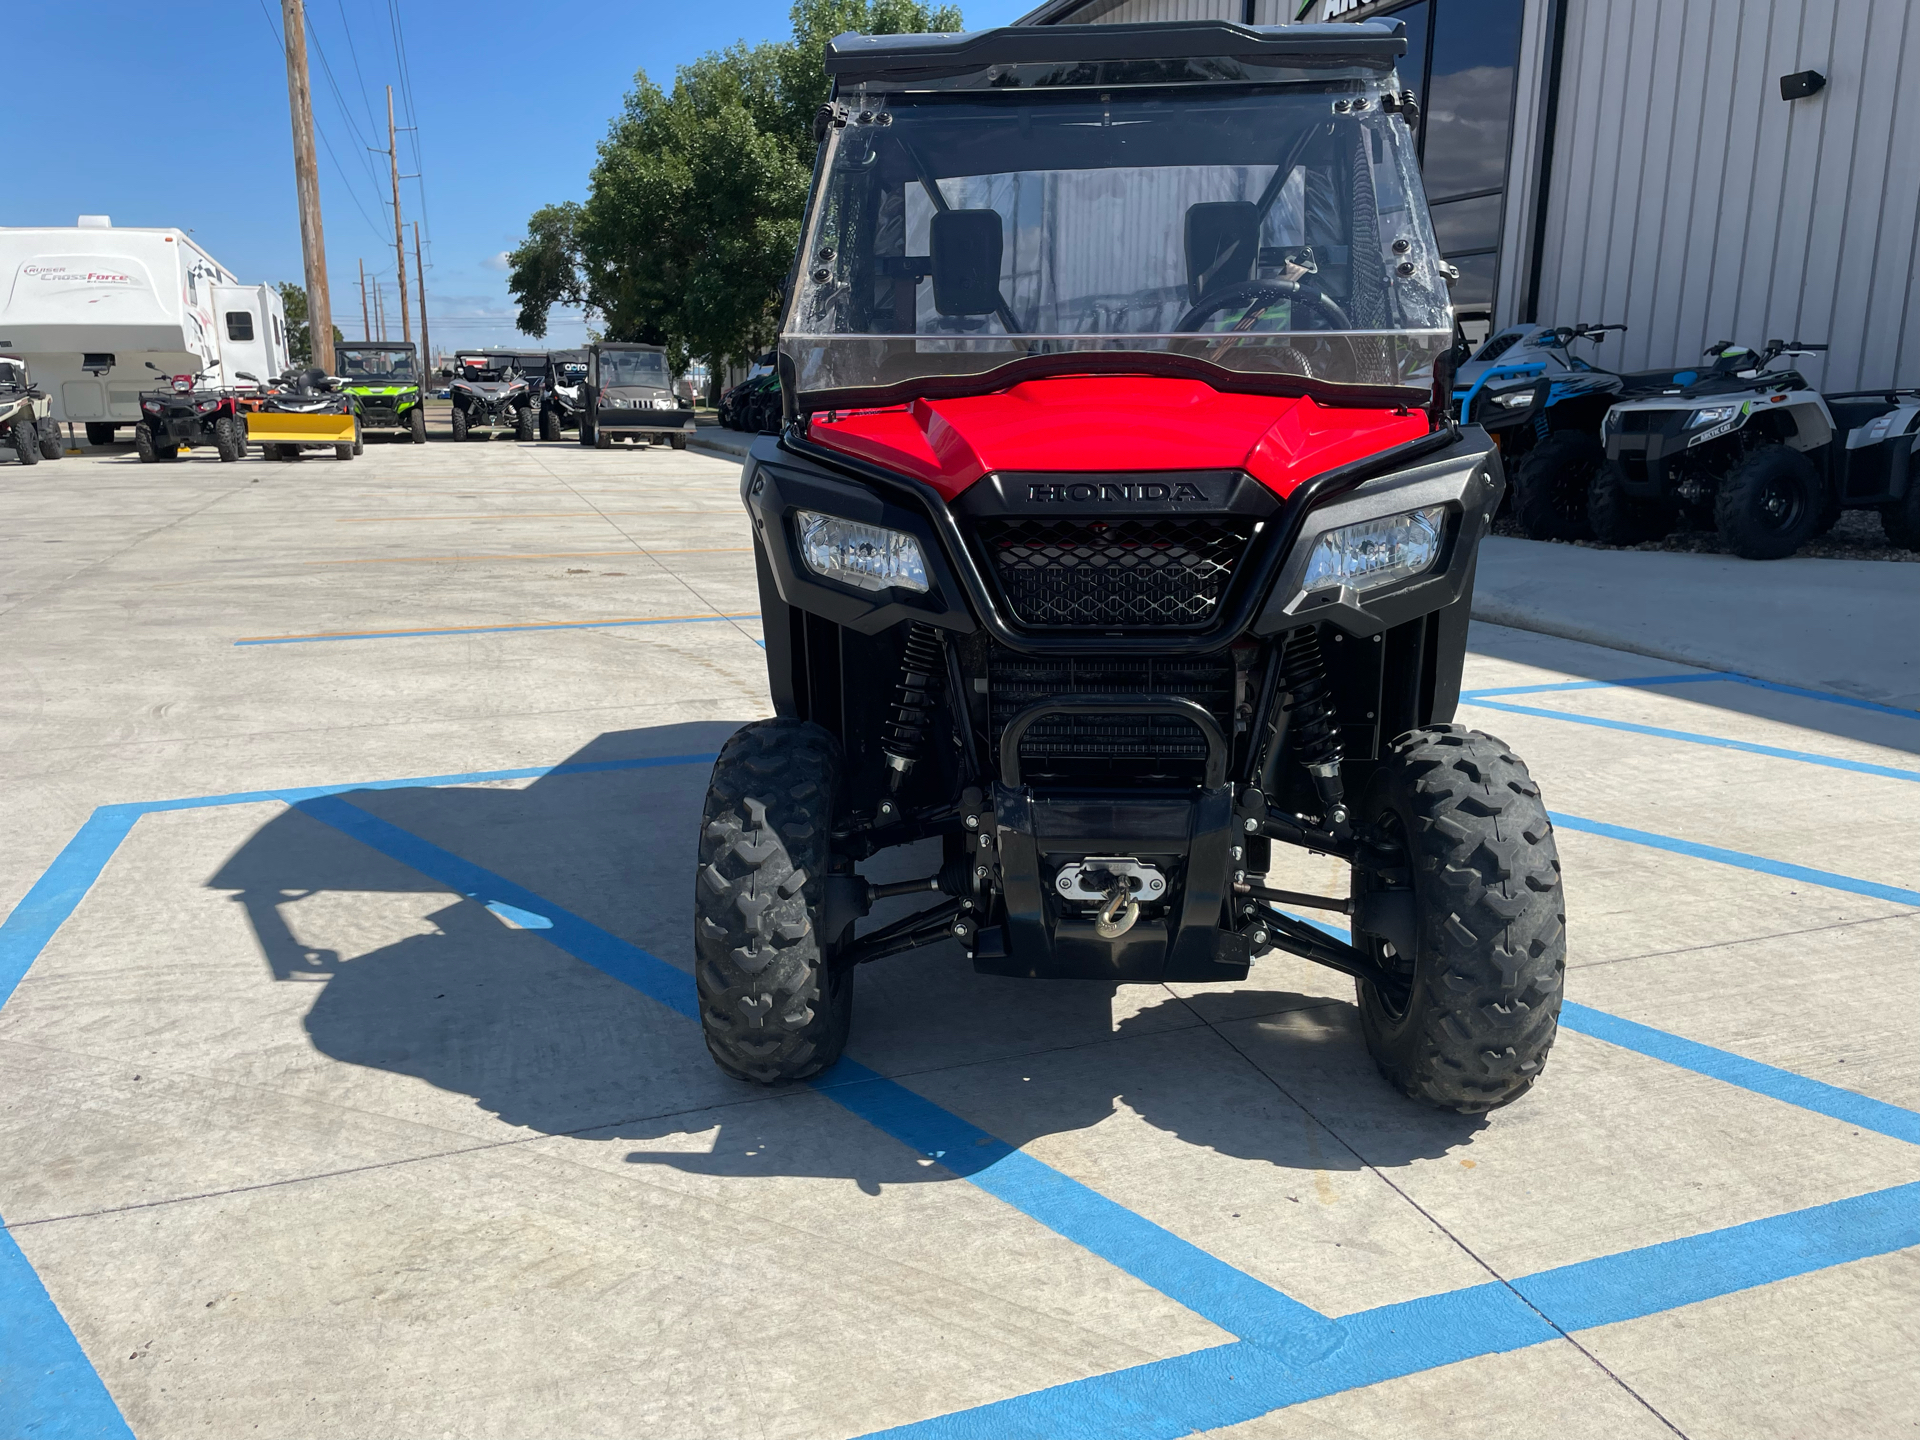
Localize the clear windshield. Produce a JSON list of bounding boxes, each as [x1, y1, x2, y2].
[[784, 80, 1450, 403], [338, 348, 417, 381], [599, 350, 670, 387], [457, 355, 516, 380]]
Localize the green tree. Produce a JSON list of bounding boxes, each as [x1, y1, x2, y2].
[[277, 281, 344, 367], [509, 0, 961, 388]]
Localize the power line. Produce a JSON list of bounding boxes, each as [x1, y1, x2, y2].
[[252, 0, 388, 246], [335, 0, 384, 147], [386, 0, 433, 257], [303, 14, 392, 225]]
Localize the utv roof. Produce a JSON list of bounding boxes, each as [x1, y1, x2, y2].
[[338, 340, 416, 351], [823, 20, 1406, 83], [592, 341, 667, 351]]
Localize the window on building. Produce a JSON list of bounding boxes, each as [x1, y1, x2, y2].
[[225, 311, 255, 342], [1380, 0, 1523, 336]]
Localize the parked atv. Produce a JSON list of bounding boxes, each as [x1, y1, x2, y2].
[[336, 341, 427, 443], [1597, 340, 1849, 558], [443, 352, 536, 441], [579, 342, 694, 449], [695, 19, 1566, 1115], [1455, 323, 1690, 540], [1827, 388, 1920, 550], [541, 350, 589, 439], [1, 355, 63, 464], [247, 367, 359, 461], [133, 361, 250, 463]]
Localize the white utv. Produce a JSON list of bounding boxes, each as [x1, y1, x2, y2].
[[1, 356, 65, 464]]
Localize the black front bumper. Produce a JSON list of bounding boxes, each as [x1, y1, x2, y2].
[[1604, 415, 1700, 497], [596, 407, 695, 434]]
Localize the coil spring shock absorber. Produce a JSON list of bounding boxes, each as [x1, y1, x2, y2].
[[1280, 626, 1349, 830], [880, 623, 944, 815]]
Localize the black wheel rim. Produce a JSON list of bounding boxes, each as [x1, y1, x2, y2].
[[1757, 472, 1805, 532], [1359, 813, 1418, 1018]]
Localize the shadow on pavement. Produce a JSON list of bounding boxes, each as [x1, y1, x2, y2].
[[1467, 620, 1920, 757], [207, 722, 1482, 1187]]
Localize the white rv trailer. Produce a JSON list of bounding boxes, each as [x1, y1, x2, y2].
[[0, 218, 290, 441]]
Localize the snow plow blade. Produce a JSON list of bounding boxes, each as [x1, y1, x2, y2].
[[246, 412, 355, 445]]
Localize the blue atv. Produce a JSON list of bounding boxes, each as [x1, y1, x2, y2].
[[1454, 323, 1693, 541]]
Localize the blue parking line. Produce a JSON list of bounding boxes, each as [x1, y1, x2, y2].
[[1549, 811, 1920, 908], [1459, 671, 1920, 720], [1460, 674, 1725, 700], [0, 756, 717, 999], [5, 765, 1918, 1438], [864, 1180, 1920, 1439], [1559, 1003, 1920, 1145], [1463, 698, 1920, 781], [817, 1061, 1342, 1361], [292, 795, 702, 1018], [290, 794, 1337, 1353], [0, 1226, 135, 1440]]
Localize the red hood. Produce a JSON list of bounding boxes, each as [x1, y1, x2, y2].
[[806, 376, 1428, 501]]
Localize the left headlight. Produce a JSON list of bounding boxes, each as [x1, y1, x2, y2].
[[1686, 404, 1740, 429], [796, 511, 929, 594], [1302, 506, 1446, 596], [1487, 385, 1540, 411]]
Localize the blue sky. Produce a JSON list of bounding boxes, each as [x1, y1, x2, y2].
[[14, 0, 1032, 354]]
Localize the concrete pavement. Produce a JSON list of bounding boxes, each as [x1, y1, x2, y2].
[[2, 434, 1915, 1438], [1473, 534, 1920, 709]]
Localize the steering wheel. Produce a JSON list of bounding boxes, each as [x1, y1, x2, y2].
[[1174, 279, 1352, 334]]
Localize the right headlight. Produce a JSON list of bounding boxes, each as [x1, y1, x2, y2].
[[1302, 506, 1446, 595], [796, 511, 929, 594], [1686, 404, 1740, 429]]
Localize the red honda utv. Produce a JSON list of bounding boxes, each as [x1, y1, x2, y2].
[[697, 18, 1565, 1113]]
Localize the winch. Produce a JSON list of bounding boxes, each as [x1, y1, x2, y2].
[[1053, 857, 1167, 939]]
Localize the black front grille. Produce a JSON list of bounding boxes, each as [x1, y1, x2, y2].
[[989, 649, 1235, 781], [1613, 411, 1655, 434], [973, 518, 1254, 630]]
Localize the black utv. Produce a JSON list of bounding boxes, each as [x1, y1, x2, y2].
[[541, 350, 589, 439], [579, 342, 695, 449], [694, 19, 1567, 1115], [442, 352, 537, 441]]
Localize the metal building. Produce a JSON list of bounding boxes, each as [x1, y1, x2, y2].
[[1019, 0, 1920, 389]]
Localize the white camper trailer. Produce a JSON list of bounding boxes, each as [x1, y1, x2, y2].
[[0, 219, 289, 443]]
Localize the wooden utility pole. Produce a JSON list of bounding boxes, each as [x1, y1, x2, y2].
[[280, 0, 333, 371], [386, 87, 412, 345], [358, 258, 370, 340], [374, 280, 386, 341], [413, 222, 431, 373]]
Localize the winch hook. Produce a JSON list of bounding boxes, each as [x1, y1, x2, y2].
[[1095, 886, 1141, 939]]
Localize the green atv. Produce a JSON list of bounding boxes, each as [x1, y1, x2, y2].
[[335, 341, 428, 443]]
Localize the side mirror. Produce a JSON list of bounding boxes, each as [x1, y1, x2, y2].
[[929, 209, 1005, 317], [1184, 201, 1258, 304], [145, 361, 159, 371], [236, 371, 259, 383]]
